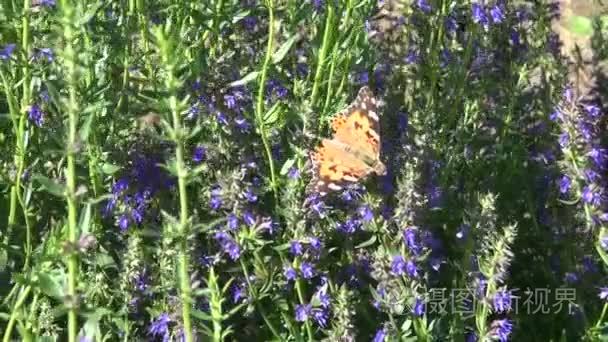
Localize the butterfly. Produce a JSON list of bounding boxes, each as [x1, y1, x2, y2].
[[308, 86, 386, 196]]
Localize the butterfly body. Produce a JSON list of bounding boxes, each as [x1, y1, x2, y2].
[[309, 87, 385, 196]]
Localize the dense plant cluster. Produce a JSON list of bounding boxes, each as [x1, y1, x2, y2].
[[1, 0, 607, 341]]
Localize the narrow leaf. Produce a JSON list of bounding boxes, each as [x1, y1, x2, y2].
[[78, 112, 95, 142], [272, 34, 298, 64], [228, 71, 260, 88], [33, 174, 65, 198]]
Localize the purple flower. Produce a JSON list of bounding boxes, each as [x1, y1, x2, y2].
[[224, 94, 237, 109], [315, 288, 331, 308], [295, 304, 311, 322], [599, 287, 608, 301], [559, 175, 571, 194], [406, 260, 419, 278], [290, 241, 303, 256], [301, 262, 315, 279], [242, 16, 257, 31], [405, 49, 420, 64], [358, 205, 374, 222], [510, 30, 521, 46], [440, 49, 452, 68], [284, 266, 297, 281], [131, 207, 144, 224], [490, 319, 513, 342], [493, 290, 512, 313], [412, 298, 425, 316], [338, 218, 361, 234], [490, 5, 506, 24], [227, 213, 239, 230], [579, 122, 593, 142], [34, 48, 54, 62], [231, 282, 246, 303], [186, 103, 200, 120], [242, 187, 258, 203], [287, 167, 300, 179], [403, 227, 421, 255], [307, 194, 328, 218], [584, 104, 601, 118], [471, 3, 488, 28], [589, 148, 607, 168], [373, 327, 387, 342], [0, 44, 16, 61], [582, 186, 601, 206], [391, 255, 406, 276], [582, 255, 598, 273], [234, 116, 251, 133], [309, 237, 322, 251], [445, 16, 457, 35], [558, 132, 569, 147], [148, 313, 171, 342], [585, 169, 599, 183], [27, 104, 45, 127], [192, 145, 206, 163], [112, 178, 129, 196], [311, 308, 328, 327], [209, 185, 222, 210], [215, 111, 229, 125], [118, 214, 129, 232], [215, 232, 241, 260], [242, 210, 256, 226], [416, 0, 431, 13]]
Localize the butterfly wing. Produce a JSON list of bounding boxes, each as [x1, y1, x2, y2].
[[331, 86, 381, 159], [308, 139, 373, 196]]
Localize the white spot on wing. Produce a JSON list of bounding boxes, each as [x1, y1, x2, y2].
[[328, 183, 343, 191], [343, 175, 358, 182], [368, 110, 379, 121]]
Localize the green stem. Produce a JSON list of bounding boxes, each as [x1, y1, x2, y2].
[[157, 27, 193, 342], [256, 0, 278, 200], [208, 267, 223, 342], [19, 0, 32, 269], [59, 1, 82, 340], [310, 3, 334, 109], [2, 286, 31, 342]]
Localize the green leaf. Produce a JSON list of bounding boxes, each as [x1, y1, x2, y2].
[[95, 251, 116, 270], [279, 158, 296, 175], [231, 10, 251, 23], [37, 271, 65, 299], [0, 312, 10, 321], [401, 319, 412, 332], [263, 101, 283, 127], [78, 112, 95, 142], [100, 163, 121, 175], [355, 235, 377, 249], [568, 15, 594, 36], [191, 309, 213, 321], [228, 71, 260, 88], [78, 203, 92, 235], [272, 34, 298, 64], [33, 174, 65, 198]]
